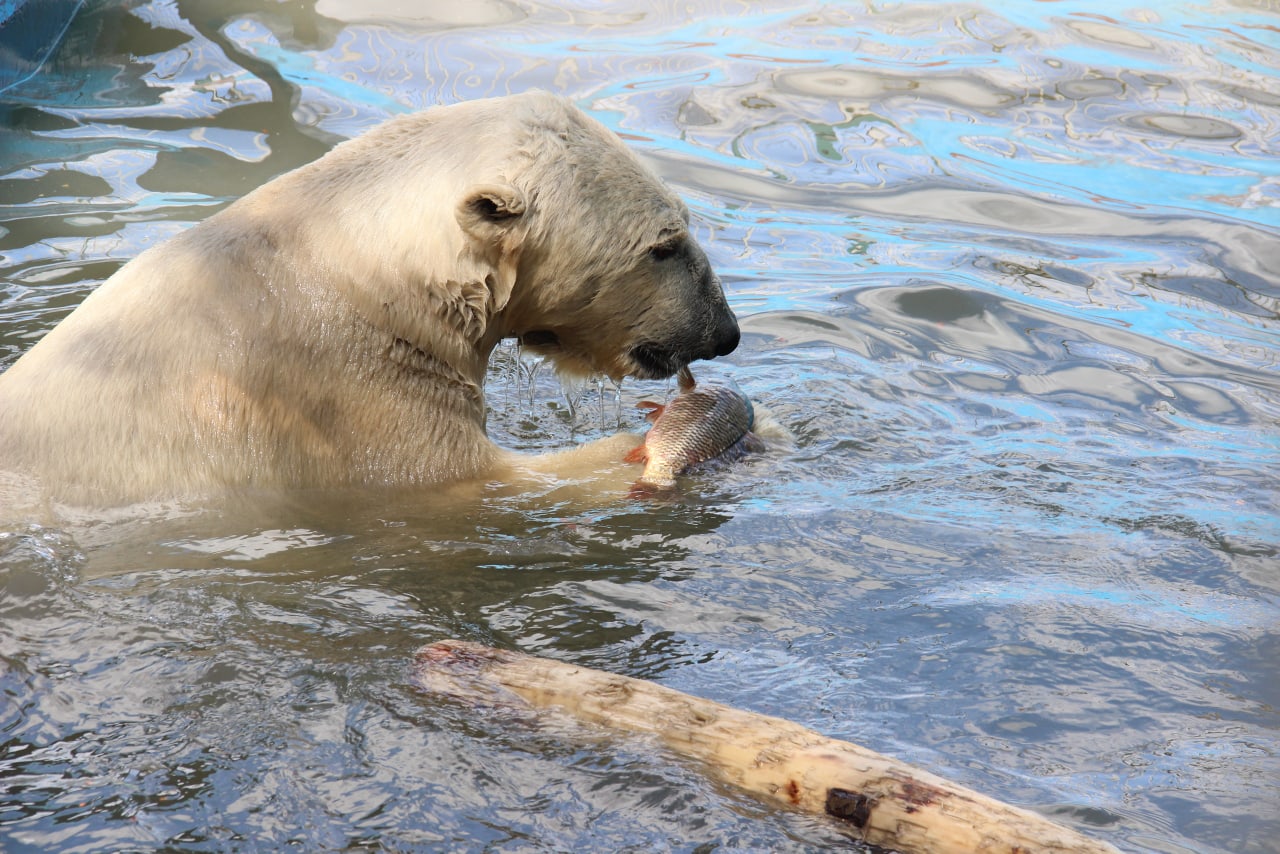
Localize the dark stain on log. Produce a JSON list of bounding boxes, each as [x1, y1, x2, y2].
[[900, 780, 944, 810], [825, 788, 873, 828], [415, 640, 498, 669], [785, 779, 801, 804]]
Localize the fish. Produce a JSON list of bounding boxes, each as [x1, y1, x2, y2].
[[623, 366, 765, 490]]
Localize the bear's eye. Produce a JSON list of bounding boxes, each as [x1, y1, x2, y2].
[[649, 240, 681, 262]]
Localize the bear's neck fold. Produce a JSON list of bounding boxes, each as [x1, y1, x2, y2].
[[384, 336, 486, 416]]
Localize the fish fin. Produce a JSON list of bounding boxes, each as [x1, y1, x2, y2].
[[627, 481, 656, 499], [677, 366, 696, 392], [623, 444, 648, 464], [637, 401, 665, 422], [628, 478, 676, 499], [689, 432, 765, 473]]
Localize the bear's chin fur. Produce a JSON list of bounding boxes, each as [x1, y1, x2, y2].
[[0, 92, 740, 512]]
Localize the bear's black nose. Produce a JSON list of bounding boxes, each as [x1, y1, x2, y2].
[[716, 327, 737, 358], [713, 317, 740, 357], [714, 328, 739, 357]]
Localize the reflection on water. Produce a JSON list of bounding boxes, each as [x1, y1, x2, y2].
[[2, 1, 1278, 851]]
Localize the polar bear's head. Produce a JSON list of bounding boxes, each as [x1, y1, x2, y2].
[[313, 93, 738, 382], [452, 93, 740, 381]]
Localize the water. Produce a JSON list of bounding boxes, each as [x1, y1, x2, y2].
[[2, 0, 1277, 851]]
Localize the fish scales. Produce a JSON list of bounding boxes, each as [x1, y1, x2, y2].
[[646, 388, 752, 466], [625, 368, 762, 489]]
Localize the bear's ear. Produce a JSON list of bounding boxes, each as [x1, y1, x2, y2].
[[456, 184, 527, 319], [457, 183, 526, 240]]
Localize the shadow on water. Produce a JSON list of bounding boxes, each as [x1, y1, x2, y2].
[[8, 479, 739, 645], [2, 482, 839, 851]]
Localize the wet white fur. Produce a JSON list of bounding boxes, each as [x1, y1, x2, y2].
[[0, 93, 738, 517]]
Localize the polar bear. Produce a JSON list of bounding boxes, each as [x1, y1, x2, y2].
[[0, 92, 739, 511]]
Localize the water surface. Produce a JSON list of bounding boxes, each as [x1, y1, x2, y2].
[[2, 1, 1278, 851]]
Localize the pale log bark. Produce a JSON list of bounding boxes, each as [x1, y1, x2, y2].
[[414, 640, 1120, 854]]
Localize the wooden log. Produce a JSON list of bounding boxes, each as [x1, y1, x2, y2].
[[414, 640, 1120, 854]]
